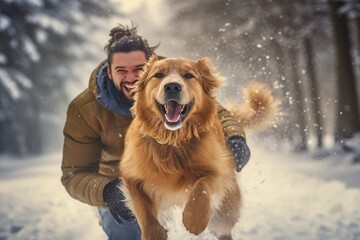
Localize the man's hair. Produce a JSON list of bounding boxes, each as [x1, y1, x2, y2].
[[104, 23, 159, 66]]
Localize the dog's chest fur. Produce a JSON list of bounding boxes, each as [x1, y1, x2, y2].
[[128, 134, 233, 209]]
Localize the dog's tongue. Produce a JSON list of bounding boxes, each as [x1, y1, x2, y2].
[[165, 101, 182, 123]]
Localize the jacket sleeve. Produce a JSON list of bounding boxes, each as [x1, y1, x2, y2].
[[217, 102, 246, 140], [61, 102, 111, 207]]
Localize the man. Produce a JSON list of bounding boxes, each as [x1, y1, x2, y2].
[[61, 23, 250, 240]]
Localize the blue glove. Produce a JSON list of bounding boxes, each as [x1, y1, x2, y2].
[[103, 178, 135, 224], [227, 137, 251, 172]]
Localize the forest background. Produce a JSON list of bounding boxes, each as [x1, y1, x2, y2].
[[0, 0, 359, 160]]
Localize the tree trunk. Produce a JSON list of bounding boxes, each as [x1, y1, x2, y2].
[[288, 47, 308, 151], [329, 0, 360, 141], [349, 15, 360, 96], [272, 41, 295, 144], [303, 36, 324, 148]]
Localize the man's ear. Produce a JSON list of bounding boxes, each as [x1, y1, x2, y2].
[[107, 65, 112, 80], [196, 57, 223, 95]]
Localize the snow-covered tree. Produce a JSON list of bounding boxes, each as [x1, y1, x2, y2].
[[0, 0, 121, 155]]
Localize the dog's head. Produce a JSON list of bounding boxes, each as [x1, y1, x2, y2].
[[132, 56, 223, 144]]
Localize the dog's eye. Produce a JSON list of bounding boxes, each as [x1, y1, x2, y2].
[[184, 73, 194, 79], [154, 73, 164, 78]]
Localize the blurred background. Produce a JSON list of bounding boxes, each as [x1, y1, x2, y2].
[[0, 0, 359, 159]]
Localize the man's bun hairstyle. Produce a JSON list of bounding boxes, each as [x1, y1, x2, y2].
[[104, 22, 159, 65]]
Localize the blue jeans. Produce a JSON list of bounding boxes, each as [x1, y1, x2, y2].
[[98, 208, 141, 240]]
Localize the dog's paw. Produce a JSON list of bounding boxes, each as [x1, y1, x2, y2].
[[182, 193, 212, 235], [142, 223, 167, 240]]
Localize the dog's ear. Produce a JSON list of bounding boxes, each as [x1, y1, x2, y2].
[[135, 54, 159, 93], [131, 55, 160, 116], [148, 54, 159, 67], [140, 54, 158, 79], [196, 57, 223, 95]]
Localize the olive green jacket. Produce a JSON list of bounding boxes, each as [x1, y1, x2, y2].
[[61, 61, 245, 208]]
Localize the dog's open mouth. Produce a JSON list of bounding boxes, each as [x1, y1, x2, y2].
[[157, 100, 192, 130]]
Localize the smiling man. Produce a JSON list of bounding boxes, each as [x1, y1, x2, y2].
[[107, 51, 146, 98], [61, 23, 251, 240]]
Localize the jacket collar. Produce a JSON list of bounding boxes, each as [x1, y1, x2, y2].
[[95, 62, 133, 117]]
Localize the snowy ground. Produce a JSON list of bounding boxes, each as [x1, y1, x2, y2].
[[1, 144, 360, 240]]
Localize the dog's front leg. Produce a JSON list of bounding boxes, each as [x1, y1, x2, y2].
[[126, 180, 167, 240], [182, 177, 212, 235]]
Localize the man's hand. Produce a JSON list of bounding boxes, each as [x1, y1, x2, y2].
[[227, 136, 251, 172], [103, 178, 135, 224]]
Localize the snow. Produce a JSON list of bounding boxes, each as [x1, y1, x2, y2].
[[0, 69, 32, 100], [26, 13, 68, 35], [0, 53, 7, 64], [35, 29, 47, 44], [23, 36, 40, 62], [0, 69, 21, 99], [12, 71, 33, 89], [0, 14, 10, 31], [0, 153, 106, 240], [1, 144, 360, 240]]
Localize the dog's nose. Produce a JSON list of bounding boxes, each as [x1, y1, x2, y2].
[[164, 82, 182, 94]]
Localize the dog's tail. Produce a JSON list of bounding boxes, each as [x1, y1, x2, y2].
[[226, 82, 280, 130]]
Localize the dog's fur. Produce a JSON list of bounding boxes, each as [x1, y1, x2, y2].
[[119, 56, 278, 240]]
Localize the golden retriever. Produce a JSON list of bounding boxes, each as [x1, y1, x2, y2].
[[119, 56, 278, 240]]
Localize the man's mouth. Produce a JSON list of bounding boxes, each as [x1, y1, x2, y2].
[[157, 100, 192, 130], [122, 82, 136, 93]]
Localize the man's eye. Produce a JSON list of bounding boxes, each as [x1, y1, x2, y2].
[[184, 73, 194, 79], [133, 69, 143, 76], [154, 73, 164, 78]]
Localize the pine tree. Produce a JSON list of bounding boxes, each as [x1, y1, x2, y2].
[[0, 0, 120, 155]]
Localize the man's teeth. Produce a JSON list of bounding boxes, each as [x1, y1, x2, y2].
[[123, 84, 135, 90]]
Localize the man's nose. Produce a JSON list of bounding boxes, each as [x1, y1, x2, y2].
[[124, 72, 138, 81]]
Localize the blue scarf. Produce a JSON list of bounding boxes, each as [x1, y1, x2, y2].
[[96, 63, 133, 117]]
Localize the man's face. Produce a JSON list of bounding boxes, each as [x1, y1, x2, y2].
[[107, 50, 147, 99]]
